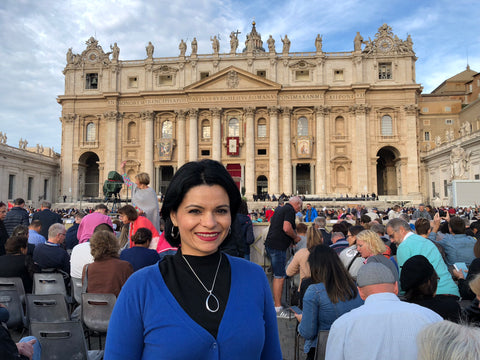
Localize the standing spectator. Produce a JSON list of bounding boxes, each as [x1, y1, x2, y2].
[[65, 212, 84, 250], [4, 198, 29, 236], [264, 196, 302, 314], [33, 224, 70, 273], [304, 204, 318, 223], [76, 204, 113, 244], [32, 201, 63, 239], [412, 203, 432, 221], [221, 200, 254, 259], [388, 205, 402, 220], [314, 217, 331, 245], [325, 263, 442, 360], [120, 228, 160, 272], [0, 202, 8, 256], [28, 220, 46, 246]]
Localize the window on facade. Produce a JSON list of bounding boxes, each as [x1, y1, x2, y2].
[[201, 120, 211, 139], [256, 70, 266, 78], [444, 106, 451, 112], [201, 149, 210, 156], [336, 166, 346, 186], [86, 122, 96, 142], [127, 121, 137, 141], [335, 116, 345, 136], [444, 179, 448, 197], [422, 107, 429, 113], [128, 76, 138, 88], [258, 149, 267, 155], [424, 132, 430, 141], [228, 118, 239, 137], [44, 179, 48, 200], [162, 120, 173, 139], [381, 115, 393, 136], [378, 63, 392, 79], [334, 70, 344, 81], [158, 75, 173, 85], [200, 72, 209, 80], [445, 119, 453, 125], [475, 174, 480, 180], [432, 182, 436, 197], [85, 73, 98, 89], [27, 177, 33, 201], [295, 70, 309, 81], [257, 118, 267, 138], [297, 116, 308, 136], [423, 120, 431, 126], [8, 175, 15, 199]]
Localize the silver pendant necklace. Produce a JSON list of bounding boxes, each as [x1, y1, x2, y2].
[[182, 254, 222, 313]]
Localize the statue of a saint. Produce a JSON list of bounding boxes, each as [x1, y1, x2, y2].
[[315, 34, 322, 53], [110, 43, 120, 61], [191, 37, 198, 55], [445, 129, 453, 142], [230, 31, 239, 54], [354, 32, 363, 52], [211, 35, 220, 54], [281, 35, 290, 54], [434, 136, 442, 146], [406, 34, 413, 51], [179, 39, 187, 56], [267, 35, 275, 53], [146, 42, 154, 59], [450, 146, 469, 179], [66, 48, 74, 64]]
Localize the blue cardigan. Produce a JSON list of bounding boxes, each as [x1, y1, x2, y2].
[[104, 255, 282, 360]]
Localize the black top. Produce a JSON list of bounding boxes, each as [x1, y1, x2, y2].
[[411, 295, 462, 323], [32, 242, 70, 273], [458, 257, 480, 300], [265, 203, 296, 251], [3, 207, 29, 237], [159, 250, 231, 338], [32, 209, 63, 239], [0, 220, 8, 256], [65, 223, 79, 250], [0, 321, 28, 360], [0, 254, 36, 293]]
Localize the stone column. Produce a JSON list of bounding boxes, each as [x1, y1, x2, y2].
[[188, 108, 198, 161], [211, 108, 222, 161], [141, 111, 154, 177], [352, 104, 370, 194], [268, 107, 279, 195], [104, 111, 119, 174], [314, 106, 329, 196], [404, 104, 421, 196], [60, 114, 76, 200], [281, 107, 292, 194], [244, 107, 256, 199], [176, 110, 187, 167]]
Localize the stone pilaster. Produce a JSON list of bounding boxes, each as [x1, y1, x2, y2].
[[314, 106, 329, 196], [351, 104, 370, 194], [60, 114, 76, 200], [175, 110, 187, 167], [103, 111, 120, 174], [141, 111, 154, 177], [268, 106, 279, 195], [404, 104, 421, 195], [281, 107, 292, 194], [211, 108, 222, 161], [244, 107, 256, 199], [188, 108, 198, 161]]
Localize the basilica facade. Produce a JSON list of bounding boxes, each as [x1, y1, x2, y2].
[[59, 23, 422, 202]]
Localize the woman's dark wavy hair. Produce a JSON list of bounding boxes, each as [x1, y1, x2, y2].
[[161, 160, 242, 247], [308, 244, 358, 303]]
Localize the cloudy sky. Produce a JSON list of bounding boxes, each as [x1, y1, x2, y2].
[[0, 0, 479, 151]]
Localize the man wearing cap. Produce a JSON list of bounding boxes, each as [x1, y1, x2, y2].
[[386, 218, 460, 297], [326, 263, 442, 360], [412, 203, 432, 221]]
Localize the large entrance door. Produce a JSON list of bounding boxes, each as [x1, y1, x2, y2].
[[226, 164, 241, 190], [376, 147, 399, 195], [158, 166, 174, 194], [79, 152, 100, 198], [256, 176, 268, 195], [296, 164, 311, 194]]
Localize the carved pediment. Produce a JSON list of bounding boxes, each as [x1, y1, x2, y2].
[[185, 66, 281, 92], [289, 60, 316, 69], [152, 65, 179, 74], [362, 24, 415, 56]]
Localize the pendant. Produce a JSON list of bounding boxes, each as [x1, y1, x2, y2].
[[206, 291, 220, 313]]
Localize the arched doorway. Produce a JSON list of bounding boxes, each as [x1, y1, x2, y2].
[[256, 175, 268, 195], [78, 152, 100, 198], [376, 147, 400, 195]]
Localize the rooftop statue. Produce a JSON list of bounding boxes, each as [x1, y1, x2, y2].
[[146, 41, 154, 59], [191, 37, 197, 55], [281, 35, 290, 54], [179, 39, 187, 56]]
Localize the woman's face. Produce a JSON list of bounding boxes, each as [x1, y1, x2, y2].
[[0, 206, 6, 221], [171, 184, 231, 256], [356, 239, 373, 258], [118, 213, 130, 224], [347, 232, 356, 246]]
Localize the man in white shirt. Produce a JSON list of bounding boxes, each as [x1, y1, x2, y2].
[[326, 263, 442, 360]]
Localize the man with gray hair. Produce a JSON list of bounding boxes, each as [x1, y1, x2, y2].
[[314, 216, 331, 245], [326, 262, 442, 360], [386, 218, 459, 297], [32, 201, 63, 239], [33, 223, 70, 273]]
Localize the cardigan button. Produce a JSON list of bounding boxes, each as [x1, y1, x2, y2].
[[211, 342, 217, 349]]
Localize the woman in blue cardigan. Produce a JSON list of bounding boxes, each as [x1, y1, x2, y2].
[[105, 160, 282, 360]]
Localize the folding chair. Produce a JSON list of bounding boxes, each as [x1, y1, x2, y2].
[[0, 277, 26, 305], [81, 293, 116, 350], [26, 294, 70, 323], [0, 289, 26, 330], [33, 273, 67, 296], [71, 277, 83, 305], [30, 320, 103, 360], [314, 330, 329, 360]]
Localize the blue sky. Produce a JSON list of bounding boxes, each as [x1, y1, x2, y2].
[[0, 0, 478, 151]]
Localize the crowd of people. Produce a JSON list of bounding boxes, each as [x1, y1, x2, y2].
[[1, 165, 480, 359]]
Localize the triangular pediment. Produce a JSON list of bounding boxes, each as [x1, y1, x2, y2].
[[185, 66, 281, 92]]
